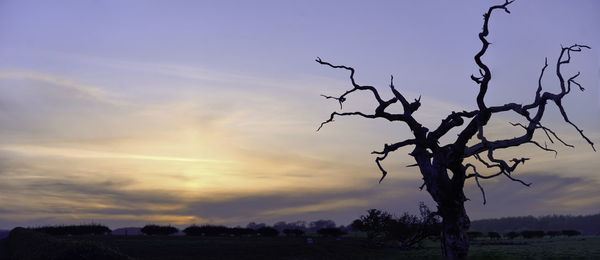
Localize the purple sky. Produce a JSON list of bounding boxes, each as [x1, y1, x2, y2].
[[0, 0, 599, 229]]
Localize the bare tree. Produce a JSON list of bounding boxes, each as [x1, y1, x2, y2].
[[315, 1, 594, 259]]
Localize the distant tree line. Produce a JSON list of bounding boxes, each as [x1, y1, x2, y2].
[[181, 225, 281, 237], [470, 213, 600, 235], [28, 224, 111, 236], [179, 223, 346, 238], [468, 229, 582, 240], [139, 219, 350, 238], [22, 211, 595, 240], [140, 224, 179, 236]]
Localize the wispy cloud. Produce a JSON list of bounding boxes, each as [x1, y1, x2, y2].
[[0, 144, 235, 164], [465, 173, 600, 219], [0, 71, 125, 106]]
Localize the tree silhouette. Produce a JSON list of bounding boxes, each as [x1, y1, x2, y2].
[[315, 1, 594, 259], [140, 224, 178, 236]]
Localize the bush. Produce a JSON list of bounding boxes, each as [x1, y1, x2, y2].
[[246, 222, 267, 230], [229, 227, 257, 237], [546, 231, 561, 237], [351, 203, 440, 249], [257, 227, 279, 237], [273, 221, 307, 233], [283, 228, 305, 237], [351, 209, 393, 240], [317, 228, 346, 237], [30, 224, 111, 236], [308, 220, 336, 232], [8, 227, 131, 260], [467, 231, 484, 240], [140, 225, 178, 236], [387, 214, 419, 241], [521, 230, 545, 239], [505, 231, 519, 239], [562, 230, 581, 237], [183, 225, 229, 236], [488, 232, 501, 239]]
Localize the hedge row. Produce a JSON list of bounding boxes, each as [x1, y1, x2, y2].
[[469, 229, 582, 239], [29, 224, 111, 236], [182, 225, 280, 237], [7, 227, 130, 260]]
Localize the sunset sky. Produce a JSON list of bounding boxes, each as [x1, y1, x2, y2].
[[0, 0, 599, 229]]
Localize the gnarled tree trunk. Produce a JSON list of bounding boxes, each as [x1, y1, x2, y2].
[[418, 150, 471, 259], [439, 197, 470, 259]]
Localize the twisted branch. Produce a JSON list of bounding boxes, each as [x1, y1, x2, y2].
[[372, 139, 417, 182], [465, 163, 487, 204]]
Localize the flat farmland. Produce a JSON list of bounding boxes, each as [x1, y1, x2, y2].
[[2, 231, 599, 259], [54, 235, 600, 259]]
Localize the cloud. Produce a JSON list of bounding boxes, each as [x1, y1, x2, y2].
[[171, 176, 434, 226], [0, 147, 431, 228], [465, 173, 600, 219], [0, 168, 197, 227], [0, 71, 124, 105], [1, 136, 597, 229], [0, 144, 235, 164]]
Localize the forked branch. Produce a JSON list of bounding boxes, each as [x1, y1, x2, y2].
[[316, 0, 594, 196]]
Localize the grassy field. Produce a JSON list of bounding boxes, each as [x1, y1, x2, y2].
[[467, 237, 600, 259], [2, 231, 600, 259]]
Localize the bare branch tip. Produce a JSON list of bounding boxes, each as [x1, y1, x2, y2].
[[378, 172, 387, 183]]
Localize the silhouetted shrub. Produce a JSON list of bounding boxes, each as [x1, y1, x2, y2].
[[352, 203, 440, 249], [308, 220, 336, 233], [30, 224, 111, 236], [562, 230, 581, 237], [246, 222, 267, 230], [470, 213, 600, 236], [504, 231, 519, 239], [8, 227, 130, 260], [521, 230, 545, 239], [350, 219, 363, 232], [387, 213, 419, 241], [352, 209, 394, 240], [317, 227, 346, 237], [257, 227, 279, 237], [488, 232, 501, 239], [182, 225, 200, 236], [140, 225, 178, 236], [337, 225, 352, 233], [273, 221, 307, 233], [467, 231, 484, 240], [283, 228, 305, 237], [183, 225, 230, 236], [546, 231, 561, 237], [229, 227, 257, 236]]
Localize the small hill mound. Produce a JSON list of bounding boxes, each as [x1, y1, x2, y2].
[[6, 227, 132, 260]]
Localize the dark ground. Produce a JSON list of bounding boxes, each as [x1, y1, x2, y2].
[[1, 231, 600, 259]]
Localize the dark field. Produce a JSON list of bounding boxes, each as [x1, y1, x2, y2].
[[2, 231, 600, 260]]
